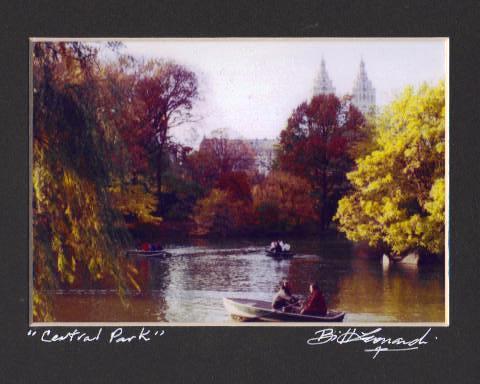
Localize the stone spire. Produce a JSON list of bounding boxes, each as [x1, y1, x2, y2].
[[351, 58, 376, 114], [313, 58, 336, 96]]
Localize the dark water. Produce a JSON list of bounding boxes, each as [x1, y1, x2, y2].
[[49, 236, 446, 323]]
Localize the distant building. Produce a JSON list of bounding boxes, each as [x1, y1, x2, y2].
[[245, 138, 277, 174], [313, 58, 336, 96], [351, 59, 376, 114], [312, 58, 376, 115], [199, 136, 277, 175]]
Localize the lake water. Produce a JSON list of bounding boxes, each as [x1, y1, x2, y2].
[[48, 235, 446, 323]]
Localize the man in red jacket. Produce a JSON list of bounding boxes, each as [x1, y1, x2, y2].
[[300, 282, 327, 316]]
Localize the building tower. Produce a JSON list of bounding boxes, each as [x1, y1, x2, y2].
[[313, 58, 336, 96], [351, 59, 376, 114]]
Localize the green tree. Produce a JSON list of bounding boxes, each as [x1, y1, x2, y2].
[[334, 82, 445, 257]]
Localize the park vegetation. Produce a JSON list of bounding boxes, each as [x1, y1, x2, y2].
[[32, 42, 445, 320], [335, 82, 445, 258]]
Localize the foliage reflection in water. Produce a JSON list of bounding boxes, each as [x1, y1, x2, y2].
[[49, 236, 445, 323]]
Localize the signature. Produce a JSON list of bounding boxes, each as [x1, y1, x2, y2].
[[307, 328, 434, 359]]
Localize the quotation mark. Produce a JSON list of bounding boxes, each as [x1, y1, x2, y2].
[[27, 330, 37, 337]]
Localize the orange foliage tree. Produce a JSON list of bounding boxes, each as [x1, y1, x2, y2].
[[216, 171, 253, 203], [190, 140, 257, 236], [253, 171, 317, 232], [192, 189, 254, 237]]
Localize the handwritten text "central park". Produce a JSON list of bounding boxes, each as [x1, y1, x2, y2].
[[27, 328, 165, 344]]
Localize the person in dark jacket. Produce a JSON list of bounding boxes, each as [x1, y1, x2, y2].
[[274, 240, 282, 253], [300, 282, 327, 316], [272, 280, 298, 311]]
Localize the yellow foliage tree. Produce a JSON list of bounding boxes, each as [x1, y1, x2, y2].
[[335, 82, 445, 257], [32, 42, 140, 320], [109, 180, 162, 225]]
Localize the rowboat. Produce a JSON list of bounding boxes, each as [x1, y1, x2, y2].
[[223, 297, 345, 322], [265, 249, 295, 258], [126, 249, 172, 258]]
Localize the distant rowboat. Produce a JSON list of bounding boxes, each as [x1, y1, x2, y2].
[[223, 297, 345, 322], [126, 249, 172, 258], [265, 249, 295, 258]]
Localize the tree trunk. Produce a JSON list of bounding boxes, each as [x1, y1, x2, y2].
[[156, 149, 163, 214], [155, 117, 168, 215]]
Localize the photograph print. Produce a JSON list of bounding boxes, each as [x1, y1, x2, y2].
[[31, 38, 448, 325]]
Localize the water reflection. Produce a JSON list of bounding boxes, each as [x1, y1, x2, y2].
[[335, 259, 445, 322], [48, 236, 445, 323]]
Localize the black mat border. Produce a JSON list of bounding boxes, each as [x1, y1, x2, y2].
[[1, 1, 478, 383]]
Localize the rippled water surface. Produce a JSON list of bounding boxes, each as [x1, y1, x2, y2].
[[49, 236, 446, 323]]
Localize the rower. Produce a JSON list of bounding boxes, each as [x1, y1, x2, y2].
[[272, 280, 299, 312], [275, 241, 282, 253]]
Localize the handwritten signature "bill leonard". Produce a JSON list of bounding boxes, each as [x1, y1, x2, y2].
[[307, 328, 434, 359]]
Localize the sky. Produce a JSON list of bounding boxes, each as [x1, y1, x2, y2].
[[115, 38, 447, 146]]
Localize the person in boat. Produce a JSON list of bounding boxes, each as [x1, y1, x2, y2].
[[274, 241, 283, 253], [150, 242, 163, 251], [282, 242, 291, 251], [141, 242, 151, 251], [300, 282, 327, 316], [269, 241, 277, 251], [272, 280, 299, 311]]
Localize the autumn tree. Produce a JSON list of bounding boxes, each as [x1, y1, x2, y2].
[[100, 55, 163, 224], [277, 94, 366, 229], [135, 60, 199, 213], [188, 131, 257, 189], [253, 171, 317, 232], [217, 171, 253, 202], [156, 143, 203, 220], [192, 189, 254, 237], [32, 42, 139, 320], [335, 82, 445, 257]]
